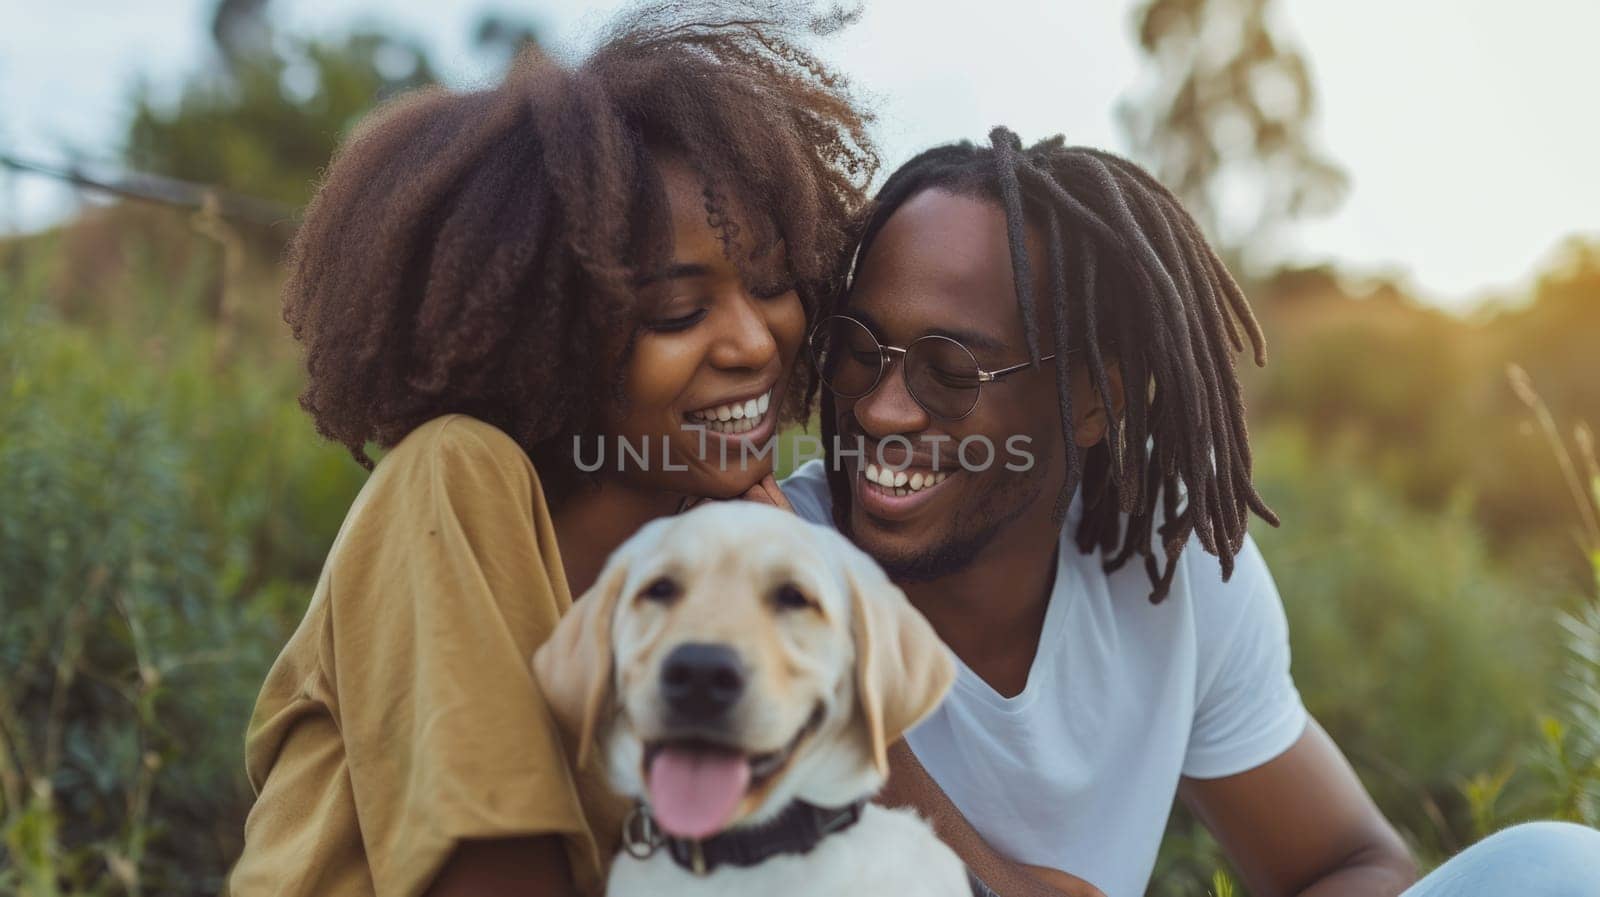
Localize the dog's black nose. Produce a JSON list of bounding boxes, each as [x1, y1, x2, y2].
[[661, 643, 745, 722]]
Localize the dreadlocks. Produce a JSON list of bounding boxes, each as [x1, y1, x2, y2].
[[824, 127, 1277, 603]]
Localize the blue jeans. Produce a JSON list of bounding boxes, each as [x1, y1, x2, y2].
[[1402, 822, 1600, 896]]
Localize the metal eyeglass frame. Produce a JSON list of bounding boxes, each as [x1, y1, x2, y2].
[[809, 314, 1057, 421]]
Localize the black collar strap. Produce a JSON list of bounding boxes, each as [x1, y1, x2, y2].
[[620, 799, 868, 876]]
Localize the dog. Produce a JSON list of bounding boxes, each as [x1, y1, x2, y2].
[[533, 501, 969, 896]]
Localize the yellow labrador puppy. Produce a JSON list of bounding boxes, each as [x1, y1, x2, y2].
[[534, 502, 968, 896]]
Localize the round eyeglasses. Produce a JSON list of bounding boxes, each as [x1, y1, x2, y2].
[[808, 315, 1057, 421]]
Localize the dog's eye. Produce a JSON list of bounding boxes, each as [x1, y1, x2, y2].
[[773, 583, 812, 611], [641, 576, 680, 603]]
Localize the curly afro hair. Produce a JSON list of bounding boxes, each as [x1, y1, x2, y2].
[[283, 3, 876, 499]]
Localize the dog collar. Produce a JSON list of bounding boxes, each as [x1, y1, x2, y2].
[[620, 799, 868, 876]]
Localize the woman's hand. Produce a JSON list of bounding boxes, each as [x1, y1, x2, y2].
[[680, 474, 794, 514], [738, 473, 793, 511]]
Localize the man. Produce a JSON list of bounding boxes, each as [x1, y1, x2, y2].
[[780, 129, 1600, 897]]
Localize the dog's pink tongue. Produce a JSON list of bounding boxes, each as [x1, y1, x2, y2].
[[647, 747, 750, 840]]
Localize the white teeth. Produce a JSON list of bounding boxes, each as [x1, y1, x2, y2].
[[693, 392, 774, 435], [689, 391, 773, 430], [863, 465, 952, 493]]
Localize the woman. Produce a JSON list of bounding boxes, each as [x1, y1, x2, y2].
[[228, 10, 874, 897]]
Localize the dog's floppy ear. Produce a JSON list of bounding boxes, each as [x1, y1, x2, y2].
[[533, 554, 631, 766], [845, 548, 955, 776]]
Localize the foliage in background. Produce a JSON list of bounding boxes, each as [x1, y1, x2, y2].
[[1458, 370, 1600, 835], [1, 7, 539, 891], [124, 0, 542, 212], [1253, 426, 1556, 857], [1248, 261, 1600, 590], [1120, 0, 1348, 270], [1148, 415, 1580, 894], [126, 31, 436, 208], [0, 234, 363, 896]]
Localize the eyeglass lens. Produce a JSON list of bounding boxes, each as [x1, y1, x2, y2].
[[810, 316, 984, 419]]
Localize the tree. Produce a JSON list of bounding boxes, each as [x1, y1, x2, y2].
[[473, 10, 545, 68], [121, 1, 539, 244], [123, 1, 549, 209], [125, 26, 437, 208], [1119, 0, 1347, 273]]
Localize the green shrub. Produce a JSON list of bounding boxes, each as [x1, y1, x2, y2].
[[1461, 374, 1600, 835], [1151, 423, 1561, 894], [1249, 425, 1558, 858], [0, 243, 362, 895]]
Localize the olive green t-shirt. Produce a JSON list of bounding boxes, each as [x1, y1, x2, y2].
[[229, 415, 627, 897]]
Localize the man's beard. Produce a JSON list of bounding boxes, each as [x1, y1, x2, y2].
[[863, 466, 1046, 584]]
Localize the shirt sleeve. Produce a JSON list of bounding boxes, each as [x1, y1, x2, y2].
[[1181, 535, 1309, 779], [323, 417, 595, 897]]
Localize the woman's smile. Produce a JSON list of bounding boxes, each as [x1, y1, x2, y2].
[[685, 386, 776, 435], [609, 153, 807, 496]]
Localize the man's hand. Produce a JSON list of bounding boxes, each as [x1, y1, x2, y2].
[[880, 740, 1107, 897]]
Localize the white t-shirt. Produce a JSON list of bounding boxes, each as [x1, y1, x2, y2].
[[780, 460, 1308, 897]]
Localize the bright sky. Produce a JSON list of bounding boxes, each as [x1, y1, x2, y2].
[[3, 0, 1597, 309]]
